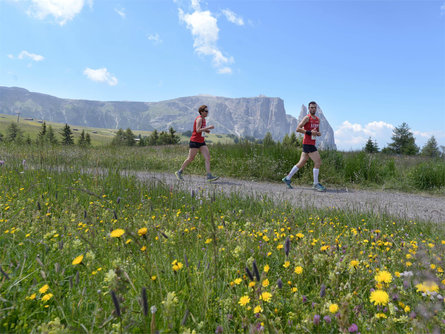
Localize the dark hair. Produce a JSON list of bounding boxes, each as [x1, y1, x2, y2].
[[308, 101, 317, 107], [198, 105, 208, 114]]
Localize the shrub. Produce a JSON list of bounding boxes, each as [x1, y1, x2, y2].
[[409, 161, 445, 190], [344, 152, 383, 184]]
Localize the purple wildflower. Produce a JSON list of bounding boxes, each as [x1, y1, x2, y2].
[[323, 315, 331, 323], [313, 314, 320, 325], [348, 324, 358, 333]]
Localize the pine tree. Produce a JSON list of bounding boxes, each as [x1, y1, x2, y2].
[[364, 137, 379, 153], [47, 125, 58, 144], [263, 132, 275, 146], [78, 130, 86, 147], [168, 127, 180, 144], [6, 122, 23, 143], [85, 133, 91, 146], [421, 136, 440, 158], [148, 130, 159, 146], [111, 129, 126, 146], [60, 124, 74, 145], [38, 121, 47, 144], [124, 128, 136, 146], [387, 122, 418, 155]]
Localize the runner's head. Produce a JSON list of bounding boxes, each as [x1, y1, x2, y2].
[[308, 101, 317, 116], [199, 105, 209, 115]]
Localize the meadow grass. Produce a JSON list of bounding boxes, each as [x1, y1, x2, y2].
[[1, 143, 444, 193], [0, 164, 444, 333]]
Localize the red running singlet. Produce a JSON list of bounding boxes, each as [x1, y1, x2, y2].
[[190, 115, 206, 143], [302, 114, 320, 146]]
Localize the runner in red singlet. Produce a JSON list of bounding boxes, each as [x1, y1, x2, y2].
[[282, 101, 326, 192], [175, 105, 219, 182]]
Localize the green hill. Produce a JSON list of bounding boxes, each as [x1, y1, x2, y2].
[[0, 114, 235, 146]]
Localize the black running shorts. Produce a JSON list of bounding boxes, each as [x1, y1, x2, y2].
[[302, 144, 317, 153], [189, 141, 206, 149]]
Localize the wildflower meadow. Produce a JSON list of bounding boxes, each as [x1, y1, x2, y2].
[[0, 152, 444, 333]]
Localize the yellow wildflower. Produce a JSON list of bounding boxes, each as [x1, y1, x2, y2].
[[262, 279, 269, 288], [370, 290, 389, 306], [72, 255, 84, 265], [138, 227, 148, 236], [263, 264, 270, 273], [329, 303, 339, 313], [294, 266, 303, 274], [261, 291, 272, 303], [41, 293, 53, 303], [39, 284, 49, 294], [110, 229, 125, 238], [254, 305, 263, 313], [238, 295, 250, 306]]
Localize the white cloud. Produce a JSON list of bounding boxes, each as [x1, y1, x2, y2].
[[178, 1, 234, 74], [83, 67, 118, 86], [222, 9, 244, 26], [12, 50, 45, 61], [334, 120, 445, 151], [147, 33, 162, 44], [114, 7, 126, 19], [28, 0, 87, 25], [441, 2, 445, 15], [335, 120, 394, 150]]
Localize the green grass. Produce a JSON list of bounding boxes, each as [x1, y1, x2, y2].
[[0, 164, 444, 333], [1, 142, 444, 193]]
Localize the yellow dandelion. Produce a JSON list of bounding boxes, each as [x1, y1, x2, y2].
[[72, 255, 84, 265], [369, 290, 389, 306], [41, 293, 53, 303], [248, 281, 256, 288], [260, 291, 272, 303], [39, 284, 49, 294], [296, 233, 304, 239], [415, 281, 439, 294], [234, 278, 242, 285], [349, 260, 359, 269], [125, 239, 132, 244], [283, 261, 290, 268], [110, 229, 125, 238], [138, 227, 148, 236], [375, 270, 392, 284], [151, 275, 157, 281], [375, 313, 387, 319], [254, 305, 263, 313], [404, 305, 410, 313], [262, 279, 269, 288], [238, 295, 250, 306], [294, 266, 303, 274], [329, 303, 339, 313], [140, 246, 147, 251], [26, 293, 36, 300], [205, 238, 212, 244], [263, 264, 270, 273]]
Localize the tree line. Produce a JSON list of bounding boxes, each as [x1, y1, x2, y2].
[[362, 122, 443, 158], [0, 122, 91, 147]]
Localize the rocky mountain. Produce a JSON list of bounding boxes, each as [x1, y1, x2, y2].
[[0, 86, 336, 148], [297, 105, 337, 150]]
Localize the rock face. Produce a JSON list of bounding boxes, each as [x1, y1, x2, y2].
[[0, 86, 336, 148], [297, 104, 337, 150]]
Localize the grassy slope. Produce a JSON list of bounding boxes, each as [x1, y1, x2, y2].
[[0, 113, 236, 146]]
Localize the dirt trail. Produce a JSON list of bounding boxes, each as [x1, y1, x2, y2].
[[127, 171, 445, 223]]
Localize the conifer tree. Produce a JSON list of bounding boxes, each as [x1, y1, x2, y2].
[[60, 124, 74, 145], [421, 136, 440, 158]]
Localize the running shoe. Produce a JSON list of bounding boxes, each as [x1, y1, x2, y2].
[[175, 171, 184, 181], [207, 175, 220, 182], [282, 177, 293, 189], [313, 183, 326, 192]]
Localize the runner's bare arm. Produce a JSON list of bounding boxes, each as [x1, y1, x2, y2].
[[296, 116, 309, 134]]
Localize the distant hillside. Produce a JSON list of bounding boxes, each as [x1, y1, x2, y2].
[[0, 86, 337, 147]]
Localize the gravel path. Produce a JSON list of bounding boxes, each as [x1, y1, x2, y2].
[[128, 171, 445, 224]]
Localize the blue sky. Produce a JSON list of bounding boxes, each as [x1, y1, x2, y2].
[[1, 0, 444, 151]]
